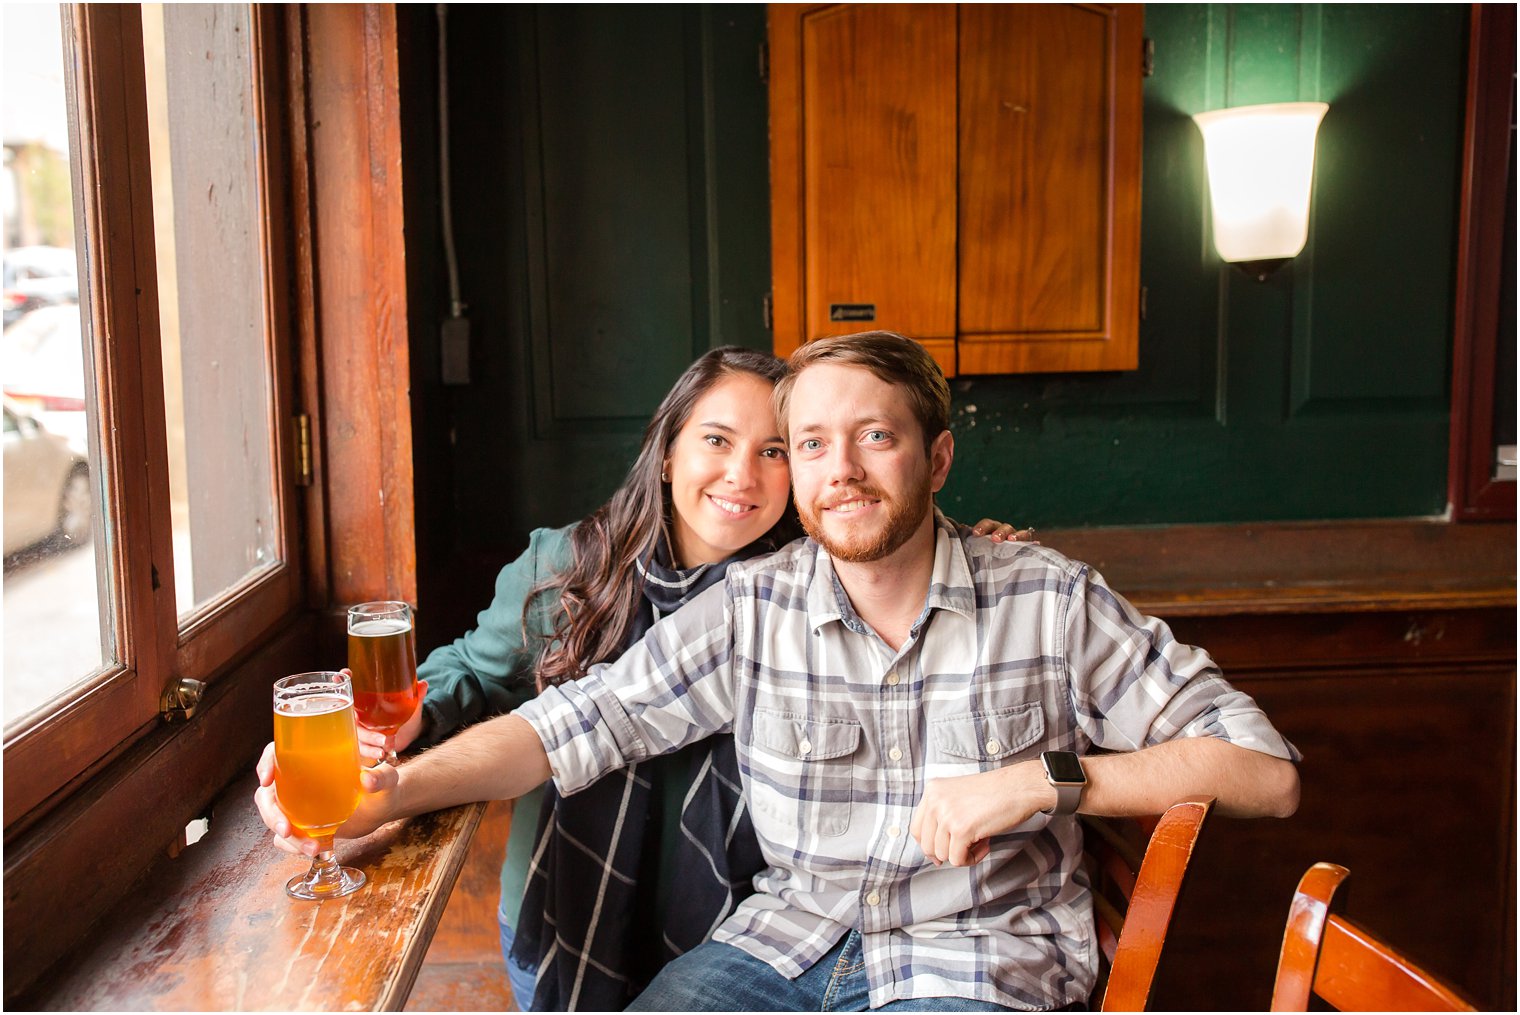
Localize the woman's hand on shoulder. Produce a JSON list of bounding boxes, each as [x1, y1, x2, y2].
[[970, 519, 1037, 545]]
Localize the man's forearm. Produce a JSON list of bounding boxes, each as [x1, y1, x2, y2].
[[394, 712, 553, 820], [910, 736, 1299, 865], [1081, 737, 1300, 819]]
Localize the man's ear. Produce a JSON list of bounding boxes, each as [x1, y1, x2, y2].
[[929, 429, 954, 494]]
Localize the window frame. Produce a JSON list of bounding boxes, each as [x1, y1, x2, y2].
[[1448, 2, 1516, 521], [2, 3, 304, 829]]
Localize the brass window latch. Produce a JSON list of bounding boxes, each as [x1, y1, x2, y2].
[[160, 676, 207, 723]]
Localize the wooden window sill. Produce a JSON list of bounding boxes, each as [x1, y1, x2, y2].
[[15, 772, 484, 1012]]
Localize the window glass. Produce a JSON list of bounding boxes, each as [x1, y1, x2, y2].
[[142, 3, 280, 622], [2, 4, 114, 728]]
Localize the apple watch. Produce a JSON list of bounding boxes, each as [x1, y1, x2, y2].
[[1040, 750, 1087, 816]]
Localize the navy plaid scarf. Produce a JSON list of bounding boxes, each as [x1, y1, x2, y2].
[[509, 541, 766, 1011]]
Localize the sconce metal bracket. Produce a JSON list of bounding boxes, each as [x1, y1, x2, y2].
[[1233, 258, 1288, 282]]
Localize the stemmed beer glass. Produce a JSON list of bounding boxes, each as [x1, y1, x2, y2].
[[272, 671, 367, 900], [347, 601, 420, 766]]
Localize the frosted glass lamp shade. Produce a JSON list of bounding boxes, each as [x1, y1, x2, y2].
[[1192, 102, 1329, 264]]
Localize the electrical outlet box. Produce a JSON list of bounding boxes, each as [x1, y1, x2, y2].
[[441, 315, 471, 385]]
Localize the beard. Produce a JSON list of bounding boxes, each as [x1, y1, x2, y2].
[[798, 472, 933, 563]]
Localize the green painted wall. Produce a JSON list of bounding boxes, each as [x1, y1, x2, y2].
[[407, 4, 775, 565], [407, 3, 1472, 579], [941, 4, 1467, 525]]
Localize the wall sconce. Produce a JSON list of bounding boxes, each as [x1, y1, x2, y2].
[[1192, 101, 1329, 280]]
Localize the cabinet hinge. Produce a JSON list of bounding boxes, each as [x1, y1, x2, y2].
[[1140, 285, 1148, 322], [1142, 37, 1155, 77], [295, 413, 313, 487], [762, 291, 773, 331], [759, 39, 769, 83]]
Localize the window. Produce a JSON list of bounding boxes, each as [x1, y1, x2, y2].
[[2, 5, 111, 730], [2, 4, 301, 827]]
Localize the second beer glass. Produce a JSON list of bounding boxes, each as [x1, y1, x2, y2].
[[347, 600, 419, 766]]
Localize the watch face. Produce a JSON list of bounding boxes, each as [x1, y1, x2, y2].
[[1043, 751, 1086, 785]]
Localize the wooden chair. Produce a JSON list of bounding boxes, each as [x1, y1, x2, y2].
[[1269, 862, 1476, 1011], [1082, 796, 1215, 1011]]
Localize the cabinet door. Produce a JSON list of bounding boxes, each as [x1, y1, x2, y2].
[[958, 4, 1142, 373], [769, 3, 1142, 376], [770, 3, 958, 375]]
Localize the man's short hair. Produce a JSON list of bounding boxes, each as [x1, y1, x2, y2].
[[774, 331, 951, 453]]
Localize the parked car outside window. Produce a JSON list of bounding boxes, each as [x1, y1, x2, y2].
[[3, 398, 89, 558], [2, 302, 87, 448], [2, 245, 79, 328]]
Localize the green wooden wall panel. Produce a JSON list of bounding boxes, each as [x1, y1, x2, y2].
[[1291, 4, 1465, 411], [938, 3, 1465, 526], [527, 7, 699, 428], [409, 3, 1472, 573], [1222, 4, 1311, 105], [420, 5, 772, 550]]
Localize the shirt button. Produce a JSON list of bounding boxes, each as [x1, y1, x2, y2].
[[866, 891, 881, 906], [885, 671, 900, 687], [888, 747, 903, 762], [799, 739, 812, 756], [986, 739, 1001, 754], [887, 825, 901, 837]]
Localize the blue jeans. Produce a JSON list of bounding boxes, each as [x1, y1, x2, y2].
[[627, 930, 1018, 1012], [497, 908, 539, 1013]]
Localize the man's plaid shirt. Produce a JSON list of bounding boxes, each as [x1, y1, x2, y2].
[[517, 513, 1298, 1009]]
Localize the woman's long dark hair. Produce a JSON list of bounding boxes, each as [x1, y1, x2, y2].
[[530, 347, 802, 688]]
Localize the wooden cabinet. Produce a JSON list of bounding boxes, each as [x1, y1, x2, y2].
[[768, 3, 1143, 375], [1043, 519, 1517, 1011]]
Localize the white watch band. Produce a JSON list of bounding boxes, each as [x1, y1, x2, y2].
[[1046, 781, 1083, 816]]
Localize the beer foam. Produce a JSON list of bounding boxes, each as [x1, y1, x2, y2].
[[275, 692, 352, 716], [350, 618, 412, 637]]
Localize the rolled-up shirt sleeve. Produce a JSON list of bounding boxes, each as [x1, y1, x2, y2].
[[1065, 564, 1301, 762], [515, 578, 741, 795]]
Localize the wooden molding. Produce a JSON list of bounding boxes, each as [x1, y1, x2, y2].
[[1448, 2, 1516, 520], [302, 3, 418, 606]]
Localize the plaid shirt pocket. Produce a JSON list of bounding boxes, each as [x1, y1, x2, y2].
[[929, 702, 1046, 773], [751, 708, 862, 836]]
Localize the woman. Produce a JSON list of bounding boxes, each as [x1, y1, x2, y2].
[[359, 347, 1026, 1011]]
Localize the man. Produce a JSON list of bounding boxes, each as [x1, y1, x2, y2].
[[257, 331, 1299, 1011]]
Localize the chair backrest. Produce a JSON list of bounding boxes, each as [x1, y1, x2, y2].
[[1269, 862, 1476, 1012], [1082, 796, 1215, 1012]]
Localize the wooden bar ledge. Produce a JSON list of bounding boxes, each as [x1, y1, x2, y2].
[[16, 772, 485, 1012]]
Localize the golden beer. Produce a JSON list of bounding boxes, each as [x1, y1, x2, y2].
[[273, 691, 362, 836], [347, 615, 420, 734], [272, 671, 367, 900]]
